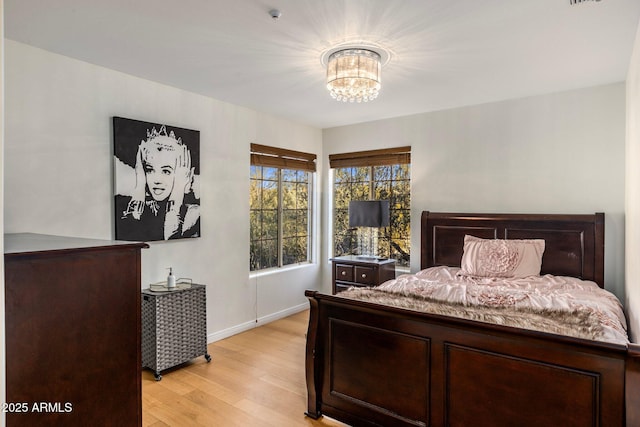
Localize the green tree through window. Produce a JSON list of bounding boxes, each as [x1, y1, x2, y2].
[[333, 165, 410, 267], [331, 147, 411, 268], [250, 144, 315, 272]]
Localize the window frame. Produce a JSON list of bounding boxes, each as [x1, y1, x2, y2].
[[330, 147, 411, 268], [250, 144, 316, 272]]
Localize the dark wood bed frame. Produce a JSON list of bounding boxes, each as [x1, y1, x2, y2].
[[305, 212, 640, 427]]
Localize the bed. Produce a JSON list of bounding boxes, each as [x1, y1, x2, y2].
[[305, 211, 640, 427]]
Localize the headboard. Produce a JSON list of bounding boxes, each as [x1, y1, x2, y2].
[[420, 212, 605, 287]]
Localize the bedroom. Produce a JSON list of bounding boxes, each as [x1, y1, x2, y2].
[[2, 0, 640, 425]]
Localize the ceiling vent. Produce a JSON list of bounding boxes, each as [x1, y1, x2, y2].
[[569, 0, 601, 4]]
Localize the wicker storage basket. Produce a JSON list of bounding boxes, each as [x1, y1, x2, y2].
[[142, 284, 210, 380]]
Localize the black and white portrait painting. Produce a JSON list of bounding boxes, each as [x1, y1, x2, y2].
[[113, 117, 200, 241]]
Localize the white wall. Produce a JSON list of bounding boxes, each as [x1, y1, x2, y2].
[[4, 40, 323, 341], [324, 84, 626, 300], [626, 23, 640, 342]]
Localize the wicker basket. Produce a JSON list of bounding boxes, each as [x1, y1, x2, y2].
[[142, 284, 210, 380]]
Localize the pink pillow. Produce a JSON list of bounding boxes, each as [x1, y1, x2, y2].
[[460, 235, 545, 278]]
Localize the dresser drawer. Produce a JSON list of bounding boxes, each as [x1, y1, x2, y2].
[[335, 264, 354, 282], [334, 282, 353, 293], [354, 266, 375, 285]]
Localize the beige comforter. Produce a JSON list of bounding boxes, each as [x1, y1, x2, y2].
[[339, 266, 629, 345]]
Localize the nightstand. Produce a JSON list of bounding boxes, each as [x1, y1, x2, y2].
[[331, 255, 396, 294]]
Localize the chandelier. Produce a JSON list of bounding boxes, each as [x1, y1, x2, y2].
[[326, 48, 381, 103]]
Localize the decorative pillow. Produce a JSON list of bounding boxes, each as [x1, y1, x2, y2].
[[460, 235, 545, 278]]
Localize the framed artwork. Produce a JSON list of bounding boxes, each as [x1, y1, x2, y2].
[[113, 117, 200, 241]]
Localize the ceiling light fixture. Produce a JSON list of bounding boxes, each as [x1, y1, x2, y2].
[[325, 48, 382, 103]]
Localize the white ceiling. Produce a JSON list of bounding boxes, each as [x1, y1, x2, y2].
[[5, 0, 640, 129]]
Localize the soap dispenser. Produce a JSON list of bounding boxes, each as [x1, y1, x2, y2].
[[167, 267, 176, 289]]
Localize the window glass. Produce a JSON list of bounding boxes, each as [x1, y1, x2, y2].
[[250, 166, 312, 271], [333, 163, 410, 267]]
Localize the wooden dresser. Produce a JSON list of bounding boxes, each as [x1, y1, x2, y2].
[[4, 233, 147, 426]]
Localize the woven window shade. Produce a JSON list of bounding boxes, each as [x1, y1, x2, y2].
[[329, 146, 411, 168], [250, 143, 316, 172]]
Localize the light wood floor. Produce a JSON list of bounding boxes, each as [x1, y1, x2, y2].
[[142, 310, 347, 426]]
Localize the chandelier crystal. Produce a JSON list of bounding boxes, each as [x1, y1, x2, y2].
[[326, 48, 381, 103]]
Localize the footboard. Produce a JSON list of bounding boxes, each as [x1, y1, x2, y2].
[[305, 291, 632, 427]]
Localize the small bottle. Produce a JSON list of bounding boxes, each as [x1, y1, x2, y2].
[[167, 267, 176, 289]]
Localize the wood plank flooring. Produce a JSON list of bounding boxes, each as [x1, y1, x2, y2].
[[142, 310, 347, 426]]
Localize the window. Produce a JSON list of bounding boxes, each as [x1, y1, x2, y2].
[[250, 144, 316, 271], [331, 147, 411, 268]]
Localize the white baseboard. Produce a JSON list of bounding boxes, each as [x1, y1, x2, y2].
[[206, 302, 309, 343]]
